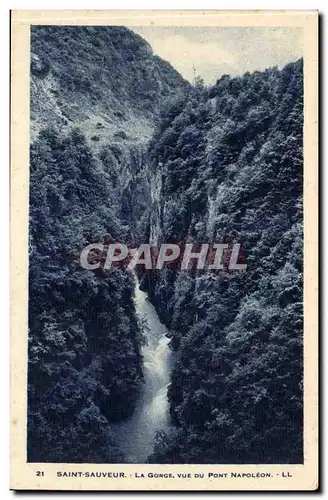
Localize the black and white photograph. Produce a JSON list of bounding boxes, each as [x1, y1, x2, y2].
[[10, 9, 318, 491]]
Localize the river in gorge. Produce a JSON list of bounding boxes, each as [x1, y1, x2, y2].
[[113, 275, 172, 463]]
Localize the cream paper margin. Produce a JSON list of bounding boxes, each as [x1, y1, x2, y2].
[[10, 10, 318, 491]]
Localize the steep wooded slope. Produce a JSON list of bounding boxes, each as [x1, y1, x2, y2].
[[31, 25, 187, 144], [28, 27, 186, 462], [143, 60, 303, 464]]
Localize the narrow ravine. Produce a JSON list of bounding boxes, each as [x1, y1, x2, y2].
[[113, 274, 172, 463]]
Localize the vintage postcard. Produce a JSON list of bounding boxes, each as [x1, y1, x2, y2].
[[10, 10, 318, 491]]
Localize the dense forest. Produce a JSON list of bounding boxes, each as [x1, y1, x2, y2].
[[28, 128, 145, 462], [28, 25, 303, 465], [28, 26, 185, 462], [144, 59, 303, 464]]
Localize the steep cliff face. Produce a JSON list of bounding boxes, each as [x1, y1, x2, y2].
[[29, 25, 303, 465], [30, 25, 188, 145], [144, 60, 303, 464], [30, 25, 188, 242], [28, 27, 187, 463]]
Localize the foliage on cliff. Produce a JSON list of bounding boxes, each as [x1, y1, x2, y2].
[[27, 129, 145, 462], [30, 26, 187, 145], [28, 26, 188, 462], [145, 60, 304, 464]]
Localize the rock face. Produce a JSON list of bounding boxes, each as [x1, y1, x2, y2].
[[144, 60, 304, 464], [30, 25, 189, 243], [27, 26, 188, 464], [29, 24, 304, 466], [30, 26, 188, 145]]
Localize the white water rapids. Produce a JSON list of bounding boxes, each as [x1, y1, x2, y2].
[[113, 276, 172, 463]]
